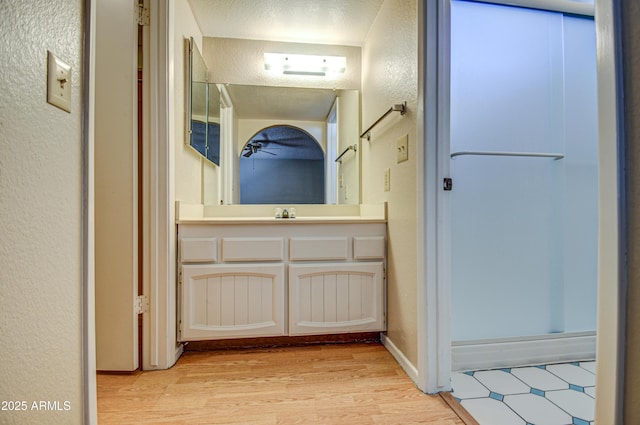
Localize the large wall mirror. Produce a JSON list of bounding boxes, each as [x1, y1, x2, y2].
[[185, 38, 220, 165], [222, 84, 361, 205]]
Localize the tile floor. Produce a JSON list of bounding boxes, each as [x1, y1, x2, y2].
[[451, 361, 596, 425]]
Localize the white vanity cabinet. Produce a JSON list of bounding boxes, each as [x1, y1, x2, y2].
[[177, 219, 386, 342]]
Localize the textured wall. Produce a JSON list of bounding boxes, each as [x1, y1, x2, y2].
[[622, 2, 640, 423], [175, 0, 218, 204], [0, 0, 83, 423], [361, 0, 418, 366]]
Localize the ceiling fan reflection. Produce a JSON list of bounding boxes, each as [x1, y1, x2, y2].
[[242, 142, 279, 158]]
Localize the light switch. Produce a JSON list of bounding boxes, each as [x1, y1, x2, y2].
[[47, 51, 71, 113], [397, 134, 408, 163]]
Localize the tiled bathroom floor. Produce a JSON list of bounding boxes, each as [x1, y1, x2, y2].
[[451, 361, 596, 425]]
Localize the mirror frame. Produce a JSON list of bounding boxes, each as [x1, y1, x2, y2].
[[185, 37, 220, 165]]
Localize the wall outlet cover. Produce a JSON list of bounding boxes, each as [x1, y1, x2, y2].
[[47, 51, 72, 113], [397, 134, 408, 163]]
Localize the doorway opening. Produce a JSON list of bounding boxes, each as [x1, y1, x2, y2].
[[239, 125, 325, 204], [446, 1, 598, 423]]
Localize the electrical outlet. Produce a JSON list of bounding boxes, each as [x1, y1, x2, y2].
[[345, 185, 349, 199], [397, 134, 408, 163], [384, 168, 391, 192]]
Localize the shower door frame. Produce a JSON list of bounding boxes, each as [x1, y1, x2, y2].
[[420, 0, 625, 423]]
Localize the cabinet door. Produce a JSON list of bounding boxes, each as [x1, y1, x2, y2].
[[180, 263, 285, 341], [289, 262, 385, 336]]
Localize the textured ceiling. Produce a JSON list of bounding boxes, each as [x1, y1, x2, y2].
[[187, 0, 384, 46]]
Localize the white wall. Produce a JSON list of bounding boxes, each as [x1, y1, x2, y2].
[[0, 1, 84, 423], [361, 0, 418, 366], [175, 0, 220, 205]]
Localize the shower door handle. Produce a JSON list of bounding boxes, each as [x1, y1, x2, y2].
[[443, 178, 453, 191]]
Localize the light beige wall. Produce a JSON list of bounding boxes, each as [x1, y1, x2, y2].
[[361, 0, 418, 366], [622, 2, 640, 423], [175, 0, 219, 204], [0, 0, 84, 423], [337, 90, 361, 204]]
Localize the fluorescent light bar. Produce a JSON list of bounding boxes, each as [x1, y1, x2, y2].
[[264, 53, 346, 76]]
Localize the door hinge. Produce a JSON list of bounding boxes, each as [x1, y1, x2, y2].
[[135, 294, 149, 314], [443, 177, 453, 191], [136, 3, 150, 26]]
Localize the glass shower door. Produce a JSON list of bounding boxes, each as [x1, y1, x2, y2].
[[450, 1, 598, 342]]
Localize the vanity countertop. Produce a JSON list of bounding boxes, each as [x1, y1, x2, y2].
[[176, 202, 387, 224]]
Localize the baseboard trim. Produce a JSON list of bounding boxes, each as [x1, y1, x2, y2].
[[452, 332, 596, 371], [182, 333, 381, 351], [381, 333, 419, 385], [175, 343, 184, 364]]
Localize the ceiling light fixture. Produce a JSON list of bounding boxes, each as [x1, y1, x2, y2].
[[264, 53, 346, 76]]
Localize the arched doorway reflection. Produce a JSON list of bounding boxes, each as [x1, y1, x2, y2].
[[240, 125, 325, 204]]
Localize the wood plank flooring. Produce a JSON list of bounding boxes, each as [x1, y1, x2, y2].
[[97, 342, 465, 425]]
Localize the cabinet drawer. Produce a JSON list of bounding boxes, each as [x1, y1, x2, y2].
[[353, 236, 386, 260], [180, 237, 218, 263], [289, 237, 348, 261], [222, 237, 284, 262]]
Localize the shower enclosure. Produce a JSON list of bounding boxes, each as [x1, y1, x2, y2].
[[449, 0, 598, 370]]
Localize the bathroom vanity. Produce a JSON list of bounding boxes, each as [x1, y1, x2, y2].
[[176, 202, 387, 342]]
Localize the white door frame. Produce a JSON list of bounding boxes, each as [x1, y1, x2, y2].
[[593, 1, 626, 423], [83, 0, 97, 422], [417, 0, 452, 394], [141, 0, 180, 371], [419, 0, 625, 423], [86, 0, 625, 422], [219, 84, 235, 205]]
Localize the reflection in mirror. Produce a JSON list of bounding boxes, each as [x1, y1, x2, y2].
[[240, 126, 324, 204], [186, 37, 220, 165], [219, 84, 360, 205], [206, 84, 220, 164]]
